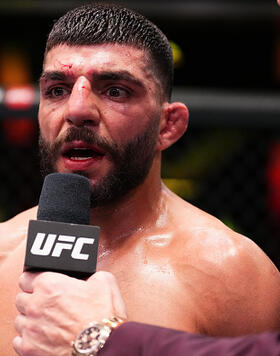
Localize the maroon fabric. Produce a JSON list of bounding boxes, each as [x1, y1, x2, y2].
[[100, 322, 280, 356]]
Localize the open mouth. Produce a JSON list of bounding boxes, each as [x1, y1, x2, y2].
[[63, 147, 103, 161], [61, 143, 105, 161]]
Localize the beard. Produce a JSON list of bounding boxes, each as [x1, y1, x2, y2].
[[39, 120, 159, 207]]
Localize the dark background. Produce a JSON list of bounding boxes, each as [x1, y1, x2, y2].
[[1, 0, 280, 268]]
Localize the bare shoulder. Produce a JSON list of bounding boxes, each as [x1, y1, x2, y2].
[[193, 227, 280, 335], [0, 207, 37, 259], [166, 187, 280, 335]]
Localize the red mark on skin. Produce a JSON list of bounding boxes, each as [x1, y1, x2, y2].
[[61, 63, 73, 70], [77, 82, 91, 100], [54, 60, 74, 76]]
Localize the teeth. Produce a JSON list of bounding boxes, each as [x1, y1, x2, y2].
[[64, 147, 98, 159], [70, 156, 92, 160]]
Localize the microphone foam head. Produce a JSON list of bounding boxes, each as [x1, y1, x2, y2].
[[37, 173, 91, 225]]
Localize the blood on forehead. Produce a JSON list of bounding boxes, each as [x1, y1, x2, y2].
[[59, 62, 73, 70], [54, 60, 74, 76], [44, 44, 152, 79]]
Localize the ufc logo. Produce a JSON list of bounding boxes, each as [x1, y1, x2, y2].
[[30, 233, 95, 260]]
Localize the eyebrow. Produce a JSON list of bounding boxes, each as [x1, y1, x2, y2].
[[39, 70, 145, 89], [39, 70, 68, 84], [92, 71, 145, 89]]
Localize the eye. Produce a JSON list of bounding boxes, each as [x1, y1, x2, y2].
[[44, 86, 68, 98], [106, 87, 129, 99]]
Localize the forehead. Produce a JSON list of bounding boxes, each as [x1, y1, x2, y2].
[[43, 43, 156, 82]]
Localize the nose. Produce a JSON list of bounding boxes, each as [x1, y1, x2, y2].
[[65, 76, 100, 127]]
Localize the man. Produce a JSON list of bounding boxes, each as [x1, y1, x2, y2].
[[1, 3, 280, 356]]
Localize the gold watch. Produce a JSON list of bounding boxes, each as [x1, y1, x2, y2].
[[72, 316, 124, 356]]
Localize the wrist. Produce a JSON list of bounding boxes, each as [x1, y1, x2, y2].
[[72, 316, 125, 356]]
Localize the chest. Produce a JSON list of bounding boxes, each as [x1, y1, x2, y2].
[[96, 244, 199, 332], [0, 239, 200, 356]]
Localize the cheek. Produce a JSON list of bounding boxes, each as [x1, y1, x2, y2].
[[38, 104, 62, 142], [103, 103, 158, 143]]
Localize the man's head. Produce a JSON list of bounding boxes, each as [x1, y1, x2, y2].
[[45, 2, 173, 101], [39, 3, 189, 207]]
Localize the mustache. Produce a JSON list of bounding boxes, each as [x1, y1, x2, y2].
[[50, 127, 119, 159]]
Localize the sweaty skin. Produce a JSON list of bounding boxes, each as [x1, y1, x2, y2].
[[1, 186, 280, 356], [1, 43, 280, 355]]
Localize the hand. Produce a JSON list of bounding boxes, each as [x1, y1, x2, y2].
[[13, 271, 127, 356]]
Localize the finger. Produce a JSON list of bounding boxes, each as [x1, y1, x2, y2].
[[13, 336, 23, 356], [32, 271, 75, 292], [14, 314, 26, 336], [19, 272, 40, 293], [15, 292, 31, 315], [110, 282, 127, 319]]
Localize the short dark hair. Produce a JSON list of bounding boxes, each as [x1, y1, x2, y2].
[[45, 3, 173, 100]]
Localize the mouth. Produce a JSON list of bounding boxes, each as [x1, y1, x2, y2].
[[61, 142, 104, 161], [59, 141, 105, 172], [63, 147, 103, 161]]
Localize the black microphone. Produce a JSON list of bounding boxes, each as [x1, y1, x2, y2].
[[24, 173, 99, 279]]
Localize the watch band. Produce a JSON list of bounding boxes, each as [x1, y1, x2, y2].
[[72, 316, 125, 356]]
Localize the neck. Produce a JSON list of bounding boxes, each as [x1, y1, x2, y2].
[[90, 157, 164, 248]]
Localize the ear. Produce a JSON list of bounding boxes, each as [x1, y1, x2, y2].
[[157, 102, 189, 151]]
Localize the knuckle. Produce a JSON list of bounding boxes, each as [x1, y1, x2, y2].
[[35, 272, 51, 286], [36, 272, 67, 291], [14, 314, 22, 327], [25, 303, 40, 318], [15, 292, 22, 308], [18, 272, 28, 289], [14, 315, 22, 334], [12, 336, 22, 355], [35, 272, 58, 293]]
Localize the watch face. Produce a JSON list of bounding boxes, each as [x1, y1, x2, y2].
[[74, 323, 111, 355]]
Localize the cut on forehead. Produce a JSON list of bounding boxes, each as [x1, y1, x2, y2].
[[44, 42, 152, 71], [43, 43, 162, 87]]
